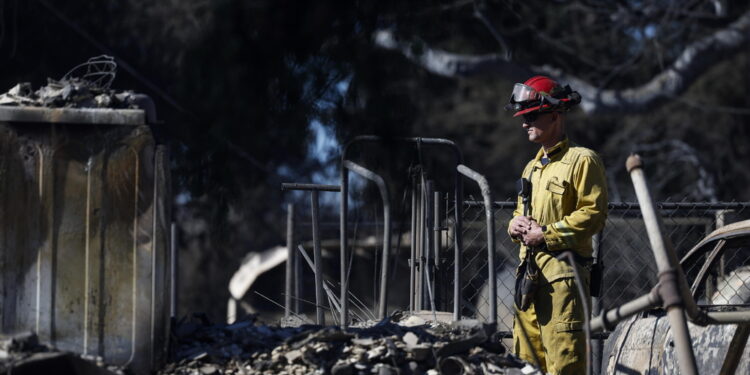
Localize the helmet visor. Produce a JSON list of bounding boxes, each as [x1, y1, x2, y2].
[[511, 83, 541, 103]]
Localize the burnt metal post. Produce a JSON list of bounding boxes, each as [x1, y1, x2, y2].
[[340, 166, 349, 325], [281, 183, 341, 325], [311, 191, 324, 324], [170, 222, 178, 319], [410, 179, 418, 312], [423, 180, 435, 312], [457, 165, 496, 324], [340, 136, 463, 324], [285, 204, 295, 319], [343, 160, 391, 320], [416, 179, 424, 310], [422, 181, 432, 310], [626, 154, 698, 375], [433, 190, 442, 309]]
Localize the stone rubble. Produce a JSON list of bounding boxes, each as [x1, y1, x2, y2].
[[160, 313, 535, 375]]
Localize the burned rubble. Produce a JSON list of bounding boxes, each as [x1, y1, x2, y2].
[[0, 78, 144, 109], [0, 332, 126, 375], [0, 55, 151, 112], [162, 313, 532, 375]]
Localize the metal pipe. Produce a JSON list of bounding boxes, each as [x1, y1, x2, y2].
[[281, 182, 342, 317], [340, 166, 349, 325], [424, 180, 437, 315], [424, 180, 434, 310], [666, 307, 697, 371], [343, 160, 391, 320], [294, 231, 301, 314], [719, 323, 750, 375], [285, 204, 295, 319], [457, 164, 496, 324], [281, 183, 341, 192], [706, 310, 750, 324], [626, 158, 704, 323], [170, 222, 177, 319], [453, 170, 464, 322], [339, 136, 464, 321], [433, 190, 442, 309], [416, 178, 424, 310], [297, 245, 342, 320], [410, 179, 417, 312], [716, 210, 728, 280], [626, 154, 698, 375], [311, 191, 325, 325], [590, 290, 660, 332], [438, 356, 472, 375]]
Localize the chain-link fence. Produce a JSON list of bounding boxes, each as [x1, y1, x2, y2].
[[445, 200, 750, 341], [280, 200, 750, 330]]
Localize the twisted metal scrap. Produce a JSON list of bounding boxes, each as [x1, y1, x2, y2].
[[61, 55, 118, 91]]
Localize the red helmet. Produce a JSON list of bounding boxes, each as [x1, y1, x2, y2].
[[505, 76, 581, 117]]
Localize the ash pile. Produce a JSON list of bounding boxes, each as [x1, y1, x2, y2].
[[0, 55, 148, 110], [0, 332, 125, 375], [162, 313, 533, 375]]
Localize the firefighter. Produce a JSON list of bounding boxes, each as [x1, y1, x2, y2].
[[505, 75, 608, 374]]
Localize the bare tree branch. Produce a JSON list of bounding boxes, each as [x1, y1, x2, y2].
[[373, 8, 750, 114], [472, 0, 511, 60]]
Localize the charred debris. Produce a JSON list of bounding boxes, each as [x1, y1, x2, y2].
[[161, 312, 529, 375]]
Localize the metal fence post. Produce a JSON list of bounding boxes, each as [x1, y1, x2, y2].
[[424, 180, 435, 312], [410, 179, 417, 312], [170, 222, 178, 319], [340, 166, 350, 326], [281, 183, 341, 324], [416, 178, 424, 310], [343, 160, 391, 320], [340, 136, 463, 321], [591, 231, 602, 375], [311, 191, 325, 325], [433, 190, 442, 310], [715, 209, 728, 278], [285, 203, 295, 319], [457, 165, 496, 324]]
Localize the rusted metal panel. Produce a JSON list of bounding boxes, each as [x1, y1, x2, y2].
[[0, 115, 170, 374]]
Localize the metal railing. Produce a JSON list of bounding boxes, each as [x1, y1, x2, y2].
[[275, 136, 750, 373]]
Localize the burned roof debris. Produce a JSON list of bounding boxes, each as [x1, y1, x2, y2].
[[0, 56, 152, 115], [0, 78, 143, 110], [161, 313, 532, 375]]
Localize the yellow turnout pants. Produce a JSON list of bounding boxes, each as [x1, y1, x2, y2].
[[513, 274, 590, 375]]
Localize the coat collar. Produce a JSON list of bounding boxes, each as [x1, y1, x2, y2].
[[534, 137, 569, 167]]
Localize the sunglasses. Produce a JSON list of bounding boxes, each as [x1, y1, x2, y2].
[[522, 111, 555, 123], [522, 112, 541, 123]]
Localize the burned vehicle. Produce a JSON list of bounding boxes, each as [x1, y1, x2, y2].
[[602, 219, 750, 374]]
